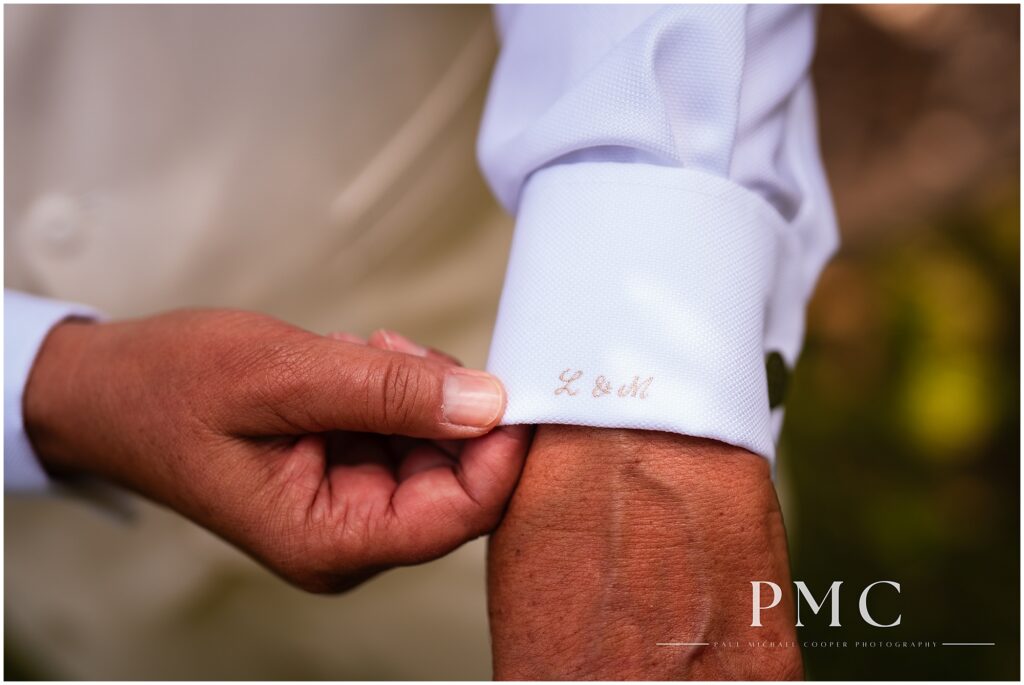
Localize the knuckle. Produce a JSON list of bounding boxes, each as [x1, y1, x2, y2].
[[254, 341, 310, 390], [364, 355, 430, 432], [217, 335, 292, 389], [243, 340, 320, 429], [202, 312, 290, 372]]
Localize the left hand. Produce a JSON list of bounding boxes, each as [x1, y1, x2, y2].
[[487, 425, 802, 680]]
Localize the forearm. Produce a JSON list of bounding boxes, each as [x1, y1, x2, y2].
[[487, 425, 802, 680]]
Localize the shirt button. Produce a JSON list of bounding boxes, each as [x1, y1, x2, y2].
[[23, 193, 88, 257]]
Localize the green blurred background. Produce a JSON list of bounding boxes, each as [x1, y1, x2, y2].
[[5, 4, 1020, 680], [785, 4, 1019, 679]]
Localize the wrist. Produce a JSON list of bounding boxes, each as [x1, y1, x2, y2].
[[488, 425, 800, 679], [499, 424, 775, 529], [23, 319, 106, 479]]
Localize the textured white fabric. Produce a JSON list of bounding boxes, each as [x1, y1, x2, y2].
[[4, 4, 838, 496], [4, 290, 99, 491], [479, 4, 839, 460]]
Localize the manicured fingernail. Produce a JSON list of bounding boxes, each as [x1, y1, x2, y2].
[[378, 330, 428, 357], [443, 370, 504, 428]]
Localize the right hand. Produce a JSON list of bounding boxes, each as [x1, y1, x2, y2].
[[23, 309, 531, 592]]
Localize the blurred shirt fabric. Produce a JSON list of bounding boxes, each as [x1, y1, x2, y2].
[[6, 6, 508, 679], [4, 5, 836, 678], [6, 4, 837, 492]]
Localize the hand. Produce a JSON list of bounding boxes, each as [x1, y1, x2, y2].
[[23, 309, 531, 592], [487, 425, 802, 680]]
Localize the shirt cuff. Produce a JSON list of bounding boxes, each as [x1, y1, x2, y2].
[[5, 290, 100, 491], [486, 162, 786, 460]]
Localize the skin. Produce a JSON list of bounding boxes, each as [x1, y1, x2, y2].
[[24, 308, 799, 679], [488, 425, 803, 680], [22, 309, 531, 593]]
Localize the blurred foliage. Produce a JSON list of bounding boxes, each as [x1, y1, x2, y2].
[[782, 181, 1020, 679], [783, 7, 1019, 677]]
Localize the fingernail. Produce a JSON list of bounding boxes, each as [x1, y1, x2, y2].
[[378, 330, 428, 357], [443, 370, 505, 428]]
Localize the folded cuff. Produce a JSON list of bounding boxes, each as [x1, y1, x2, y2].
[[486, 162, 784, 460]]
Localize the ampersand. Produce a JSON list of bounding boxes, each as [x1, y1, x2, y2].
[[555, 369, 583, 396], [592, 375, 612, 397]]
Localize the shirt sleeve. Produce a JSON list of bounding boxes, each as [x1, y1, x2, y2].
[[5, 289, 100, 491], [477, 4, 839, 460]]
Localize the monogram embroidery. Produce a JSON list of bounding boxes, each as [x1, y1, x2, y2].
[[555, 369, 583, 396], [554, 370, 653, 400], [617, 376, 654, 399]]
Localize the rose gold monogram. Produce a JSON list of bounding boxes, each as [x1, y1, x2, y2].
[[554, 370, 653, 400], [555, 369, 583, 396], [618, 376, 654, 399]]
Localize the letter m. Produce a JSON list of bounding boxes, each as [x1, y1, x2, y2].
[[793, 581, 843, 627]]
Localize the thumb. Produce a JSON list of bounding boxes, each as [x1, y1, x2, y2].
[[251, 336, 507, 439]]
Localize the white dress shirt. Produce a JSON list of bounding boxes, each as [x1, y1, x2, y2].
[[5, 291, 99, 490], [479, 4, 838, 460], [4, 4, 837, 490]]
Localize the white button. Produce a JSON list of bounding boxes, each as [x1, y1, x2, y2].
[[23, 193, 87, 257]]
